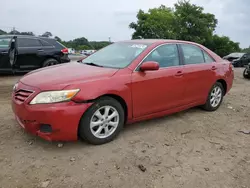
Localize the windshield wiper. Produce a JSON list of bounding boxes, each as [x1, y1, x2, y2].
[[83, 62, 103, 67]]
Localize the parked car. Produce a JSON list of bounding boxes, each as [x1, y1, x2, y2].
[[68, 48, 76, 54], [81, 50, 96, 56], [11, 39, 234, 145], [243, 63, 250, 79], [0, 35, 70, 73], [223, 52, 250, 67]]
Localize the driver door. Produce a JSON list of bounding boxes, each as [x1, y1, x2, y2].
[[131, 44, 186, 118], [9, 36, 18, 70], [0, 37, 12, 72]]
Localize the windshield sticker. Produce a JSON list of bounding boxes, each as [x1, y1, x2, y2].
[[130, 44, 147, 49]]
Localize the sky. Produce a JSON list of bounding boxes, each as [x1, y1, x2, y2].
[[1, 0, 249, 48]]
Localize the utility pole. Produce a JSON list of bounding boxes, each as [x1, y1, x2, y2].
[[12, 27, 16, 34]]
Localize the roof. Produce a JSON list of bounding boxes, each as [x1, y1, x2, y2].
[[0, 35, 54, 40], [118, 39, 200, 45]]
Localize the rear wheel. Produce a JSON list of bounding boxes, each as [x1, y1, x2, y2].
[[42, 58, 58, 67], [243, 68, 250, 79], [202, 82, 224, 111], [78, 97, 124, 145]]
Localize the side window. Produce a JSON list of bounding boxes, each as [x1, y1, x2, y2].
[[0, 38, 11, 48], [181, 44, 205, 65], [17, 38, 41, 47], [143, 44, 180, 68], [40, 39, 53, 47], [203, 51, 215, 63]]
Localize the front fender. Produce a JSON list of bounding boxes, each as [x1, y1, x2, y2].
[[65, 74, 133, 120]]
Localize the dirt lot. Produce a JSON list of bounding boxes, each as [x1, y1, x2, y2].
[[0, 68, 250, 188]]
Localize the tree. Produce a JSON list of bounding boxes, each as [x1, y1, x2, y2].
[[129, 0, 241, 57], [208, 35, 241, 57], [0, 29, 7, 35], [41, 31, 52, 37], [75, 45, 90, 50], [9, 29, 20, 35], [242, 46, 250, 53], [89, 41, 112, 50], [54, 36, 62, 42], [129, 5, 176, 39], [173, 0, 217, 44]]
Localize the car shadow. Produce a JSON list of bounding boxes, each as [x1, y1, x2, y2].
[[26, 106, 209, 151], [0, 72, 26, 77]]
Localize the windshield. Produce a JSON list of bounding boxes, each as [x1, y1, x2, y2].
[[81, 42, 149, 68]]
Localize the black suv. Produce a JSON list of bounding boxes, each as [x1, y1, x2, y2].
[[223, 52, 250, 67], [0, 35, 70, 73]]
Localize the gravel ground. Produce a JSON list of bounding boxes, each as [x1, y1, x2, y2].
[[0, 68, 250, 188]]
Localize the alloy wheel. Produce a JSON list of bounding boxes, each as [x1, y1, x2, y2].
[[210, 86, 222, 108], [90, 105, 119, 139]]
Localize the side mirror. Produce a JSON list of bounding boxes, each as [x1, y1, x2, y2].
[[140, 61, 159, 71]]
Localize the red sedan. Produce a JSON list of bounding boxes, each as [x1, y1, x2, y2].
[[11, 39, 234, 145]]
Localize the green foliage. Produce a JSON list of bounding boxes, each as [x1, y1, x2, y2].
[[129, 5, 176, 39], [173, 0, 217, 44], [75, 45, 90, 50], [54, 36, 62, 42], [0, 29, 7, 35], [41, 31, 52, 37], [61, 38, 111, 50], [242, 46, 250, 53], [129, 0, 241, 57], [0, 29, 111, 50], [207, 35, 241, 57], [89, 41, 112, 50]]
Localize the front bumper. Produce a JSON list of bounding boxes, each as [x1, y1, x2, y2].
[[11, 82, 91, 141]]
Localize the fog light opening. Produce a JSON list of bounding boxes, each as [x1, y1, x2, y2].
[[40, 124, 52, 133]]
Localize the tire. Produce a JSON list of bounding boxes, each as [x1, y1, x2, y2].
[[243, 68, 250, 79], [42, 58, 59, 67], [78, 97, 125, 145], [202, 82, 224, 111]]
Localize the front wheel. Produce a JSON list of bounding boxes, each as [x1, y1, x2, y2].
[[202, 82, 224, 111], [78, 97, 124, 145], [243, 68, 250, 79]]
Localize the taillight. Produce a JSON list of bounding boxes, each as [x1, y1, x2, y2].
[[61, 48, 68, 54], [229, 62, 234, 70]]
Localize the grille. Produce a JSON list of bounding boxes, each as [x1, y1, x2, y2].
[[14, 89, 34, 102]]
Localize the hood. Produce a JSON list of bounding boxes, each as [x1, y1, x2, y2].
[[224, 53, 244, 60], [20, 62, 119, 90]]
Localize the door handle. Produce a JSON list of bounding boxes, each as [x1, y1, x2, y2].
[[1, 51, 8, 54], [37, 49, 44, 52], [211, 66, 217, 70], [175, 71, 183, 77]]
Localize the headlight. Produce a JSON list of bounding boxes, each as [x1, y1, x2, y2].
[[30, 89, 80, 104]]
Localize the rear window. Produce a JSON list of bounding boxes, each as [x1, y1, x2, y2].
[[40, 38, 66, 50], [18, 38, 41, 47], [0, 38, 11, 48], [40, 39, 53, 47]]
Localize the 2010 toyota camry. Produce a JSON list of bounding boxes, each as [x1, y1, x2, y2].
[[11, 39, 234, 145]]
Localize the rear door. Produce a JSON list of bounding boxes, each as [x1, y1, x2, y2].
[[16, 37, 44, 70], [0, 37, 12, 71], [179, 43, 217, 104]]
